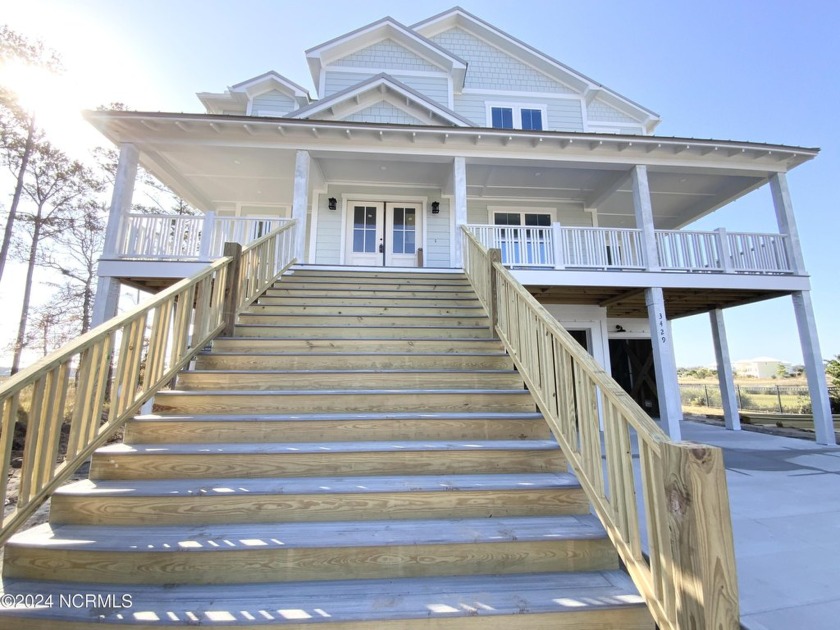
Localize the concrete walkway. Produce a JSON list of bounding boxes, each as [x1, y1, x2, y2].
[[680, 420, 840, 630]]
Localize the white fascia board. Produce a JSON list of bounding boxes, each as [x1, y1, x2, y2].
[[413, 8, 658, 121], [196, 91, 246, 114], [305, 17, 467, 91]]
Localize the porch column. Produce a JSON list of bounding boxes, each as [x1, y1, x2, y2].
[[710, 308, 741, 431], [452, 156, 468, 268], [646, 287, 683, 440], [292, 150, 310, 263], [792, 291, 835, 445], [631, 165, 660, 271], [91, 143, 138, 326], [769, 173, 806, 273]]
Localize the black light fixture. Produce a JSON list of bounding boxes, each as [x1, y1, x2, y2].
[[431, 201, 440, 214], [615, 324, 626, 333], [328, 197, 337, 211]]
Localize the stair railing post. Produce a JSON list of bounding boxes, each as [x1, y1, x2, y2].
[[221, 242, 242, 337], [488, 248, 501, 338]]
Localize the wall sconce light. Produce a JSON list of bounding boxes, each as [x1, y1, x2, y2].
[[431, 201, 440, 214], [615, 324, 626, 333], [328, 197, 337, 210]]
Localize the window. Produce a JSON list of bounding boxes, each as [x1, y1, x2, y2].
[[491, 210, 553, 266], [487, 104, 546, 131]]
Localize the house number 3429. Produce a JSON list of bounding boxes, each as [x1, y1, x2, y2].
[[659, 312, 667, 343]]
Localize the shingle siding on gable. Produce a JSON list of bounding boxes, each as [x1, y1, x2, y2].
[[454, 93, 583, 131], [588, 98, 638, 124], [344, 102, 423, 125], [333, 39, 441, 73], [251, 90, 297, 116], [431, 28, 574, 94], [322, 71, 449, 108]]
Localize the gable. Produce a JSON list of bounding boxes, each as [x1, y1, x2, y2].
[[343, 101, 425, 125], [588, 97, 640, 125], [251, 89, 297, 117], [332, 39, 442, 73], [430, 27, 575, 94]]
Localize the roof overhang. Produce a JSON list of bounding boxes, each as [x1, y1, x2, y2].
[[231, 71, 311, 107], [305, 17, 467, 95], [413, 7, 660, 130], [84, 110, 818, 227]]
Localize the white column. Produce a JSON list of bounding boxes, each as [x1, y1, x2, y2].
[[710, 308, 741, 431], [792, 291, 835, 445], [631, 165, 660, 271], [452, 157, 468, 268], [291, 150, 310, 263], [91, 143, 139, 327], [769, 173, 806, 273], [646, 287, 683, 440]]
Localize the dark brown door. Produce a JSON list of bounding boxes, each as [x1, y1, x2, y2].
[[609, 339, 659, 417]]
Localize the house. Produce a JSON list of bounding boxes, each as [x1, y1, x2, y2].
[[734, 357, 793, 379], [84, 5, 834, 445]]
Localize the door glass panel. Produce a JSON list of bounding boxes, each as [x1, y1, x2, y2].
[[352, 205, 378, 253], [525, 214, 551, 226], [391, 207, 416, 254]]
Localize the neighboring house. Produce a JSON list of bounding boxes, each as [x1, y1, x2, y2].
[[734, 357, 793, 379], [84, 6, 834, 444]]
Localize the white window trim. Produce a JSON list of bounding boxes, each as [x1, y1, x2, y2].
[[485, 102, 548, 130], [487, 206, 557, 224]]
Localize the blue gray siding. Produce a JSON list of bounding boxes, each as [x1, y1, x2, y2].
[[323, 71, 449, 107], [251, 90, 297, 116], [587, 97, 639, 124], [333, 39, 441, 72], [431, 28, 574, 93], [466, 200, 591, 226], [345, 102, 423, 125]]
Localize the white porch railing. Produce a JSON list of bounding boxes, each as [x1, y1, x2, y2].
[[118, 213, 293, 260], [466, 224, 794, 274]]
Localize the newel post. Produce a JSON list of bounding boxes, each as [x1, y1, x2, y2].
[[221, 242, 242, 337], [661, 442, 740, 629], [488, 248, 501, 338]]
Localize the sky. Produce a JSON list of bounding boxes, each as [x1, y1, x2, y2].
[[1, 0, 839, 368]]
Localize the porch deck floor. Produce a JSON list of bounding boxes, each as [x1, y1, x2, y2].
[[675, 419, 840, 630]]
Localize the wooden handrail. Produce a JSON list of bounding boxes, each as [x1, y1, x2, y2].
[[461, 227, 739, 630], [0, 221, 297, 545]]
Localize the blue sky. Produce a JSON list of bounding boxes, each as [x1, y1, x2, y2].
[[3, 0, 839, 367]]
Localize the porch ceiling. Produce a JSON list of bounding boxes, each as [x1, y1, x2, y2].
[[86, 112, 816, 225], [527, 285, 790, 319]]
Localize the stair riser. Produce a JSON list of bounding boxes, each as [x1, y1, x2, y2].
[[175, 372, 524, 391], [257, 296, 482, 307], [287, 271, 466, 281], [211, 339, 504, 353], [50, 488, 588, 526], [237, 315, 491, 327], [124, 417, 551, 444], [246, 305, 486, 317], [234, 325, 494, 339], [279, 278, 472, 289], [89, 450, 566, 480], [4, 539, 617, 584], [265, 289, 478, 299], [194, 354, 513, 371], [152, 392, 536, 415]]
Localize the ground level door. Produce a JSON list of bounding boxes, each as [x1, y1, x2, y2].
[[609, 339, 660, 417], [346, 202, 420, 267]]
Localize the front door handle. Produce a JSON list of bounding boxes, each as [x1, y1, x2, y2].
[[379, 240, 384, 253]]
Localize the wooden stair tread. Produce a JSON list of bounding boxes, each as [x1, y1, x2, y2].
[[0, 571, 648, 624], [95, 439, 562, 456], [133, 411, 544, 422], [155, 388, 529, 396], [8, 514, 607, 550], [198, 351, 508, 358], [54, 472, 581, 498]]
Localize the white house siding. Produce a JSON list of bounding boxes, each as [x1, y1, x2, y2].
[[431, 28, 574, 94], [332, 39, 441, 73], [454, 93, 583, 131], [313, 185, 451, 267], [345, 102, 423, 125], [587, 97, 638, 124], [250, 90, 297, 116]]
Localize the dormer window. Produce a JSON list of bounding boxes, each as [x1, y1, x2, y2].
[[488, 104, 546, 131]]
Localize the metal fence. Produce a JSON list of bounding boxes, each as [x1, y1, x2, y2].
[[679, 383, 840, 414]]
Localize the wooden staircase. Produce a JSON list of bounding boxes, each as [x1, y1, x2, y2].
[[0, 267, 654, 628]]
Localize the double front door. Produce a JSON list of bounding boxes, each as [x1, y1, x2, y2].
[[346, 202, 419, 267]]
